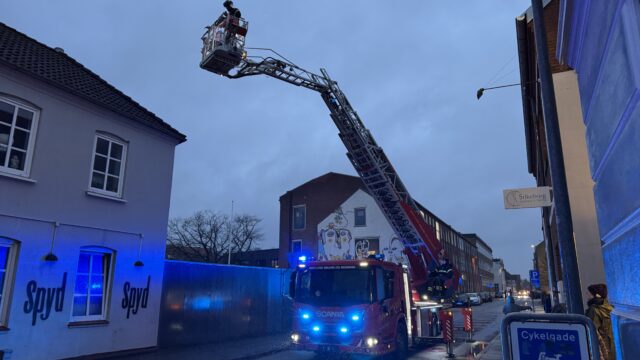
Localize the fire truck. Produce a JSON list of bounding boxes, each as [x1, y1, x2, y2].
[[200, 6, 460, 358]]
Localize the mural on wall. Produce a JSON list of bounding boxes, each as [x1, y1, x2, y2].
[[318, 208, 353, 260], [23, 272, 67, 326], [382, 236, 409, 266], [355, 237, 379, 259]]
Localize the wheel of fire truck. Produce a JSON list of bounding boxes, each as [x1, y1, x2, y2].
[[391, 322, 409, 360]]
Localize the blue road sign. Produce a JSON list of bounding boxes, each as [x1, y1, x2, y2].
[[510, 321, 589, 360], [529, 270, 540, 289]]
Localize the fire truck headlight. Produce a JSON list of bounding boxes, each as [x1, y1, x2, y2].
[[366, 337, 378, 347], [291, 333, 300, 342]]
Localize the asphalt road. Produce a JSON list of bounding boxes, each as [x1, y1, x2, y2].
[[255, 299, 507, 360]]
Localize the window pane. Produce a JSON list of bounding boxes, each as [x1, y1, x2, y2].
[[0, 124, 10, 145], [106, 176, 119, 193], [108, 159, 121, 176], [293, 207, 305, 229], [355, 208, 366, 226], [11, 129, 29, 150], [90, 275, 104, 295], [0, 146, 6, 167], [8, 149, 25, 171], [110, 143, 123, 160], [91, 172, 105, 189], [74, 274, 89, 294], [89, 296, 103, 316], [292, 241, 301, 253], [0, 101, 14, 125], [0, 246, 8, 269], [73, 295, 88, 316], [96, 138, 109, 156], [93, 154, 107, 172], [16, 108, 33, 130], [91, 254, 105, 274], [77, 253, 90, 273]]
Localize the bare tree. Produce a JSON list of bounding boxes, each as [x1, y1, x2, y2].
[[166, 210, 263, 263]]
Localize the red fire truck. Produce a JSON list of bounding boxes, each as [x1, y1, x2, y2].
[[200, 5, 460, 358]]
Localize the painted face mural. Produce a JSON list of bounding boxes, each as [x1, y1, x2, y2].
[[382, 236, 409, 266], [355, 238, 370, 259], [319, 224, 353, 260]]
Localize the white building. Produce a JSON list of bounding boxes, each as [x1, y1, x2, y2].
[[0, 22, 185, 359]]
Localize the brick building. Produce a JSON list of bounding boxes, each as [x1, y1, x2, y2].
[[278, 172, 482, 293]]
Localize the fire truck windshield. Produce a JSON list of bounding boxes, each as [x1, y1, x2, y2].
[[296, 268, 374, 307]]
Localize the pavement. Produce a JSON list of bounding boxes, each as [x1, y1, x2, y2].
[[119, 332, 291, 360], [119, 297, 543, 360]]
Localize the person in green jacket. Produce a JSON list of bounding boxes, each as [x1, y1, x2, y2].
[[585, 283, 615, 360]]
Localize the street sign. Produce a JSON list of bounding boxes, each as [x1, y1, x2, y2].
[[503, 187, 552, 209], [529, 270, 540, 289], [501, 313, 600, 360]]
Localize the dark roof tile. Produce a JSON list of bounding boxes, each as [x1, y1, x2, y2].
[[0, 22, 186, 143]]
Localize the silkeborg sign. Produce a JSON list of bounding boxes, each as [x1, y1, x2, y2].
[[503, 187, 552, 209]]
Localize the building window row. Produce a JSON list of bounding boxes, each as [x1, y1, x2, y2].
[[0, 238, 116, 327], [0, 96, 129, 199]]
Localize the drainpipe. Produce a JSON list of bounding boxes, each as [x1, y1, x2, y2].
[[531, 0, 583, 314]]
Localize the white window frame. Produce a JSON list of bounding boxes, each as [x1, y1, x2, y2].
[[354, 207, 366, 227], [70, 247, 115, 322], [0, 96, 40, 178], [0, 237, 20, 328], [88, 133, 127, 198], [292, 205, 306, 231]]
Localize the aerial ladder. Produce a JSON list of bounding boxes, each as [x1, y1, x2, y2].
[[200, 9, 459, 300]]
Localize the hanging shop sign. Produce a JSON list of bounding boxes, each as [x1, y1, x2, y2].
[[503, 187, 552, 209]]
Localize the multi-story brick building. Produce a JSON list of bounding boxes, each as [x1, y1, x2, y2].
[[278, 172, 482, 293], [464, 233, 494, 292]]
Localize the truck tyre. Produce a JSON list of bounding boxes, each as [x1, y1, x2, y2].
[[392, 322, 409, 359]]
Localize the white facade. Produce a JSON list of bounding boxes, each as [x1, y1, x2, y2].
[[0, 44, 182, 358], [316, 189, 408, 265]]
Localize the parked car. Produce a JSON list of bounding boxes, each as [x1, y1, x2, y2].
[[467, 293, 483, 305], [453, 294, 470, 307], [481, 292, 493, 302]]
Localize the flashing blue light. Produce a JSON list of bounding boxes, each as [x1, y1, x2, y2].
[[312, 325, 320, 332], [298, 264, 306, 268], [298, 255, 307, 262], [351, 314, 360, 321], [302, 313, 310, 319], [340, 326, 348, 333]]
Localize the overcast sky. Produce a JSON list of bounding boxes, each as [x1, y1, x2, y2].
[[2, 0, 542, 277]]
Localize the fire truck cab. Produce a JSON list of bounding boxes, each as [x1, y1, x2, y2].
[[289, 257, 442, 358]]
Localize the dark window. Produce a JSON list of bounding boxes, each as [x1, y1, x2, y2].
[[292, 240, 302, 253], [354, 208, 366, 226], [293, 205, 305, 230]]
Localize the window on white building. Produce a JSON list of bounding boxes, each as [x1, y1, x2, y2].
[[0, 237, 19, 328], [0, 97, 39, 177], [89, 134, 127, 197], [354, 207, 366, 227], [292, 205, 306, 230], [71, 248, 114, 321]]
